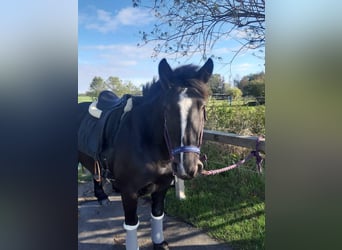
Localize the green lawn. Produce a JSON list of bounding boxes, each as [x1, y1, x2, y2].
[[165, 141, 265, 250], [78, 95, 93, 103]]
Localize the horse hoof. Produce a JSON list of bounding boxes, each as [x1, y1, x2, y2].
[[98, 198, 110, 206], [153, 241, 169, 250]]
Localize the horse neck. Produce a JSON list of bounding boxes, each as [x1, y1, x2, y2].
[[138, 99, 170, 159], [142, 100, 165, 139]]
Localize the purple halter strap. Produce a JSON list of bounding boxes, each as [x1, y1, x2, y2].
[[172, 146, 200, 155]]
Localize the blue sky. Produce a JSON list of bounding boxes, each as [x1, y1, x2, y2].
[[78, 1, 265, 93]]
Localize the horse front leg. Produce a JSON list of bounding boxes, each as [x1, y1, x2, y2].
[[121, 191, 139, 250], [151, 189, 169, 250]]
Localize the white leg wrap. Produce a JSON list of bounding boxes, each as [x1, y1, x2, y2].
[[123, 221, 139, 250], [151, 213, 165, 244]]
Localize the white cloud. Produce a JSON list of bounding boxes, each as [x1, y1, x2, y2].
[[80, 43, 155, 59], [78, 38, 265, 93], [82, 7, 154, 33], [116, 7, 154, 25], [97, 9, 112, 22], [234, 63, 254, 71], [212, 47, 233, 55], [231, 29, 250, 39], [228, 62, 264, 80], [78, 43, 160, 93], [78, 61, 154, 93], [85, 9, 117, 33]]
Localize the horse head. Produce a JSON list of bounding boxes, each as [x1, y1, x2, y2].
[[158, 58, 214, 180]]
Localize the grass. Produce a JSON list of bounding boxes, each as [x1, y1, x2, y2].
[[78, 164, 92, 183], [78, 95, 93, 103], [165, 141, 265, 250]]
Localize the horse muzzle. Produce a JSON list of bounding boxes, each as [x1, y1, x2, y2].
[[172, 157, 203, 180]]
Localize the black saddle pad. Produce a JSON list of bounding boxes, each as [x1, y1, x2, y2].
[[78, 94, 130, 160]]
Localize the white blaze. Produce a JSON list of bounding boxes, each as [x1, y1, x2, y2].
[[178, 88, 192, 175]]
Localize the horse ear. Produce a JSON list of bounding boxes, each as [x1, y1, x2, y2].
[[158, 58, 173, 90], [197, 58, 214, 83]]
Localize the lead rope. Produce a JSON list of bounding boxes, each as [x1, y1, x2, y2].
[[201, 137, 264, 176]]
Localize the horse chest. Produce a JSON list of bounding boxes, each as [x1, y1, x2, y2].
[[138, 183, 157, 197]]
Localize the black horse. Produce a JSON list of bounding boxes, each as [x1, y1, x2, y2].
[[78, 58, 213, 250]]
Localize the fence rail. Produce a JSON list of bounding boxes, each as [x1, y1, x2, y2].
[[175, 130, 265, 199], [203, 130, 265, 153]]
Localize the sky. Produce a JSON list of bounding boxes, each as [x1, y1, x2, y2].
[[78, 1, 265, 94]]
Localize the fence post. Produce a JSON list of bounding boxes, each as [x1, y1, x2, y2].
[[174, 176, 186, 200]]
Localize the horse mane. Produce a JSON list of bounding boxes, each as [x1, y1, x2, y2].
[[142, 64, 209, 101], [142, 77, 161, 99]]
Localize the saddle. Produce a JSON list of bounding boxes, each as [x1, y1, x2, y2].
[[78, 91, 133, 163], [87, 91, 129, 118]]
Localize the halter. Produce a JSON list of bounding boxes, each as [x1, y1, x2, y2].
[[163, 107, 206, 161]]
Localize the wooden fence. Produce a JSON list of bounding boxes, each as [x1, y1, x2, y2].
[[175, 129, 265, 199]]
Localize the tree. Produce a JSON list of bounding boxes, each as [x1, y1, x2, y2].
[[133, 0, 265, 62], [208, 74, 225, 94], [237, 71, 265, 98], [105, 76, 126, 96], [124, 81, 142, 96], [105, 77, 141, 96], [225, 86, 242, 100], [88, 76, 106, 98], [88, 76, 142, 98]]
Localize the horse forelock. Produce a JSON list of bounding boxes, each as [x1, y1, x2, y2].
[[142, 65, 209, 102], [173, 64, 209, 99]]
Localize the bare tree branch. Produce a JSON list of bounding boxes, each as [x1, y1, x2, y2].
[[133, 0, 265, 64]]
